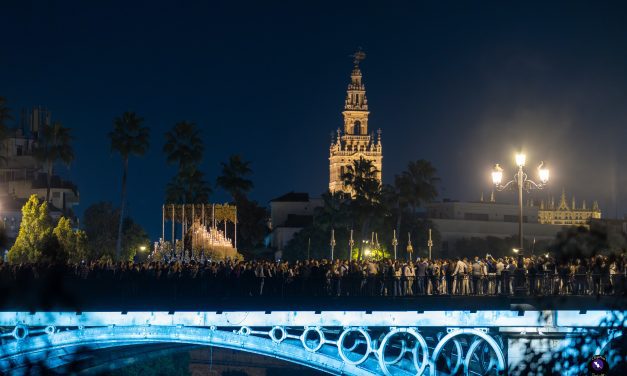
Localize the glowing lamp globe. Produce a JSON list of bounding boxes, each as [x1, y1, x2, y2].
[[539, 167, 549, 184], [491, 164, 503, 185]]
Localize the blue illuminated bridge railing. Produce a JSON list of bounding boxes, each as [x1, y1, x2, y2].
[[0, 298, 624, 376]]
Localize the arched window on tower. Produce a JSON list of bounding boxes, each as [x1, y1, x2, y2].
[[354, 120, 361, 135]]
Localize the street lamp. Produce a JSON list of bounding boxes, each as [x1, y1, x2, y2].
[[392, 230, 398, 260], [139, 245, 147, 252], [492, 152, 549, 254]]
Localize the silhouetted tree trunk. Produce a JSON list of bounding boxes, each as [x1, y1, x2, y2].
[[116, 157, 128, 260]]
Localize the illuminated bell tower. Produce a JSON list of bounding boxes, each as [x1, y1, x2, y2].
[[329, 50, 383, 193]]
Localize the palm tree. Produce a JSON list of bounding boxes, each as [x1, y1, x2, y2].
[[399, 160, 440, 214], [342, 157, 381, 202], [381, 181, 407, 246], [163, 121, 203, 172], [216, 155, 253, 203], [342, 157, 383, 259], [34, 121, 74, 203], [165, 168, 211, 204], [163, 121, 210, 203], [109, 112, 150, 260]]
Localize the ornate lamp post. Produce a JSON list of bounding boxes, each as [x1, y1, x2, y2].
[[392, 230, 398, 260], [427, 228, 433, 260], [406, 232, 413, 261], [349, 229, 355, 260], [491, 152, 550, 254]]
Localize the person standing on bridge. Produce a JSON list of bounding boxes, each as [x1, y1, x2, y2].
[[471, 257, 483, 295], [404, 261, 415, 296]]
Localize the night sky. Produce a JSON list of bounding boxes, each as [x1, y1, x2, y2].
[[2, 1, 626, 240]]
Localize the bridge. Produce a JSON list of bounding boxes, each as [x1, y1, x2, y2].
[[0, 300, 624, 375]]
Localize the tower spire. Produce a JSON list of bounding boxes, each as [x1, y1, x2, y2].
[[559, 188, 568, 210], [344, 72, 368, 109], [329, 50, 382, 194]]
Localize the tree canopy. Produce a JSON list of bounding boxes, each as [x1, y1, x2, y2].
[[216, 154, 254, 202], [109, 111, 150, 260], [163, 121, 211, 203], [284, 159, 441, 261], [82, 202, 149, 261], [8, 195, 52, 263]]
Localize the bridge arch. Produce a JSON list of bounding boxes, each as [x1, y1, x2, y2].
[[0, 326, 379, 376]]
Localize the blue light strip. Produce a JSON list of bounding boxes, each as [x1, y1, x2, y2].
[[0, 310, 621, 328]]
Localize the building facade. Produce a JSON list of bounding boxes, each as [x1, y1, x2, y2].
[[427, 191, 602, 253], [0, 107, 79, 243], [329, 52, 382, 193], [538, 189, 601, 226], [269, 192, 323, 258]]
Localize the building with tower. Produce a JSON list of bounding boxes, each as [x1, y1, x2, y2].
[[329, 50, 382, 193], [426, 189, 602, 253], [538, 189, 602, 226], [0, 106, 80, 244]]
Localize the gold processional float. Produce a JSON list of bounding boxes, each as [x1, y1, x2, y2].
[[152, 203, 242, 261]]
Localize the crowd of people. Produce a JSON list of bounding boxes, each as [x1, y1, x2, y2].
[[1, 253, 625, 301]]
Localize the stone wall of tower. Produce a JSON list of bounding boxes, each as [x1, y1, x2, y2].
[[329, 59, 383, 194], [329, 139, 382, 193]]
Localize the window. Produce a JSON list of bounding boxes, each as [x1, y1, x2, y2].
[[16, 145, 22, 156], [354, 120, 361, 135]]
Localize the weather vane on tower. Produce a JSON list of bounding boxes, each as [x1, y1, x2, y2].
[[352, 48, 366, 65]]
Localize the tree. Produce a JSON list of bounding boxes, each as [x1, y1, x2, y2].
[[83, 202, 149, 261], [216, 155, 254, 202], [512, 224, 625, 375], [283, 192, 352, 261], [397, 160, 439, 214], [236, 197, 270, 253], [165, 168, 211, 204], [53, 216, 88, 263], [342, 157, 384, 259], [8, 195, 53, 263], [33, 121, 74, 203], [315, 190, 351, 232], [163, 121, 211, 203], [109, 111, 150, 260]]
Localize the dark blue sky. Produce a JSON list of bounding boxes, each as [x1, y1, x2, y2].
[[2, 1, 627, 240]]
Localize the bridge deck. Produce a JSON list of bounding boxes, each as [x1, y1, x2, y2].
[[1, 294, 623, 311]]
